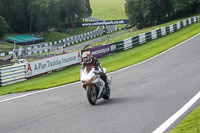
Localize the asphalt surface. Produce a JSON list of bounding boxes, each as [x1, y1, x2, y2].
[[63, 17, 125, 52], [62, 17, 117, 52], [64, 28, 126, 52], [0, 34, 200, 133]]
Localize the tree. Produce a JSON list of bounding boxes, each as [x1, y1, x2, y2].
[[48, 0, 61, 29], [170, 0, 197, 17], [0, 16, 9, 38], [125, 0, 198, 29], [0, 0, 93, 34], [60, 0, 89, 23], [125, 0, 144, 29], [25, 0, 40, 33], [85, 0, 92, 18]]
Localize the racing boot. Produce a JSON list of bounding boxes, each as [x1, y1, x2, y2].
[[105, 81, 110, 91]]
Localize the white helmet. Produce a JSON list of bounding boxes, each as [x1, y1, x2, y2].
[[82, 51, 92, 63]]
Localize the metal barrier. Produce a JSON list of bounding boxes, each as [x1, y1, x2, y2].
[[116, 41, 124, 52], [132, 36, 139, 47], [95, 16, 199, 53], [0, 64, 26, 86], [145, 32, 152, 42]]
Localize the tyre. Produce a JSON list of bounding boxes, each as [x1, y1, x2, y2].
[[103, 89, 110, 100], [86, 85, 97, 105]]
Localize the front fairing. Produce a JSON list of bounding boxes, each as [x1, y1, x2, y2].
[[80, 67, 96, 83], [80, 66, 105, 98]]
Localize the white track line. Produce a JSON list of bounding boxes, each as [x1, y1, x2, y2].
[[152, 91, 200, 133]]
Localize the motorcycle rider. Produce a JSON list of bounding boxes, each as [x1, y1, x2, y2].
[[81, 51, 110, 91]]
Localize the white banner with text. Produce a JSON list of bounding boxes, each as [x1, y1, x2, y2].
[[26, 51, 81, 78]]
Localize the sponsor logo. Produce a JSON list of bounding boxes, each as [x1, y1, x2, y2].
[[91, 47, 110, 56], [110, 45, 116, 52], [27, 63, 32, 72]]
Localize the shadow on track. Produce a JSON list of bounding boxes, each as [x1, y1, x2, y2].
[[95, 96, 135, 106]]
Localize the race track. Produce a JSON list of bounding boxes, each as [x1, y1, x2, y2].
[[1, 34, 200, 133]]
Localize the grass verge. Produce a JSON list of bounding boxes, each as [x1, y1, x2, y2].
[[44, 27, 97, 42], [0, 42, 16, 53], [92, 15, 200, 47], [0, 22, 200, 95], [170, 106, 200, 133], [0, 27, 97, 53], [90, 0, 127, 20]]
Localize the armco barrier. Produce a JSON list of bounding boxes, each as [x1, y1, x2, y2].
[[132, 36, 139, 47], [124, 38, 133, 50], [85, 16, 199, 55], [0, 64, 26, 86], [165, 26, 170, 34], [145, 32, 152, 42], [0, 26, 101, 57], [139, 33, 146, 44], [116, 41, 124, 52]]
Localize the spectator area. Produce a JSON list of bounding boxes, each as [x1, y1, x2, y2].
[[7, 35, 44, 45]]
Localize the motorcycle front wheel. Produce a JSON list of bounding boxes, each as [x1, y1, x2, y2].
[[103, 90, 110, 100], [86, 85, 97, 105]]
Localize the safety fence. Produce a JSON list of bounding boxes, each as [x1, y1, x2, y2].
[[0, 64, 26, 86], [83, 16, 199, 58], [113, 16, 199, 53], [0, 26, 100, 57], [0, 16, 199, 86], [0, 25, 118, 57]]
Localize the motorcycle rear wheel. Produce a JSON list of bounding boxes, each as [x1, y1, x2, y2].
[[86, 86, 97, 105]]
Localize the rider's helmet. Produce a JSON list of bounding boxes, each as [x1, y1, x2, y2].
[[82, 51, 92, 64]]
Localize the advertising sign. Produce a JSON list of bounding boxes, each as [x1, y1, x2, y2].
[[66, 19, 129, 28], [26, 51, 81, 78], [82, 43, 116, 58]]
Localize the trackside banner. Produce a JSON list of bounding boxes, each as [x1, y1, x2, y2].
[[25, 51, 81, 78], [66, 19, 129, 28], [82, 43, 116, 58]]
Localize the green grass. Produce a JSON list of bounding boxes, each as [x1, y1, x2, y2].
[[91, 16, 199, 48], [44, 27, 97, 42], [0, 42, 16, 53], [170, 106, 200, 133], [117, 24, 127, 29], [0, 21, 199, 95], [90, 0, 127, 20], [0, 27, 97, 53]]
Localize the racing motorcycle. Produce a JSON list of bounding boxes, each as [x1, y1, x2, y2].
[[80, 66, 111, 105]]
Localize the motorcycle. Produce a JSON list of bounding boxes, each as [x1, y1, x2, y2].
[[80, 66, 111, 105]]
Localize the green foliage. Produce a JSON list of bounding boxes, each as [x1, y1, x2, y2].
[[85, 0, 92, 18], [170, 0, 196, 12], [0, 16, 9, 38], [0, 0, 92, 34], [125, 0, 198, 29]]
